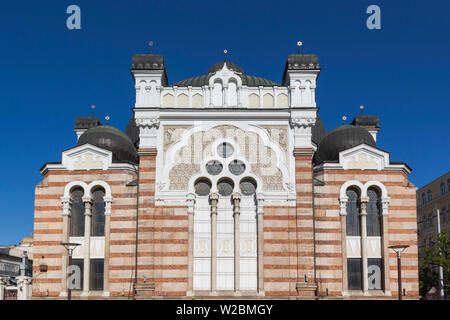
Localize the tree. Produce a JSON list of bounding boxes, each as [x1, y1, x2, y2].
[[419, 231, 450, 299]]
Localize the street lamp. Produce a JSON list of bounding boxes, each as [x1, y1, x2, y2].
[[61, 242, 80, 300], [388, 245, 409, 300]]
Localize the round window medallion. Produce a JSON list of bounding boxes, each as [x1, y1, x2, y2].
[[217, 179, 234, 196], [217, 142, 234, 158], [228, 160, 246, 175], [240, 178, 257, 196], [206, 160, 223, 175], [194, 179, 212, 196]]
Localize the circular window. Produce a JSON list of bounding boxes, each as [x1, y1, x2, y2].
[[217, 142, 234, 158], [206, 160, 223, 175], [240, 178, 257, 196], [217, 178, 234, 196], [194, 178, 212, 196], [228, 160, 246, 175]]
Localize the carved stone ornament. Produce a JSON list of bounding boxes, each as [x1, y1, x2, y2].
[[290, 117, 316, 129], [135, 118, 160, 131]]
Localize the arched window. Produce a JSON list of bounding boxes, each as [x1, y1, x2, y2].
[[91, 187, 106, 237], [367, 188, 382, 236], [70, 187, 85, 236], [346, 188, 361, 236], [421, 193, 426, 205], [427, 190, 432, 201], [443, 207, 447, 224], [441, 183, 445, 196]]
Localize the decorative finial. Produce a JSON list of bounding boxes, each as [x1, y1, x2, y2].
[[360, 105, 364, 115], [224, 49, 228, 62], [105, 115, 110, 124], [297, 41, 303, 54], [342, 115, 347, 124], [91, 105, 95, 117], [149, 41, 154, 54]]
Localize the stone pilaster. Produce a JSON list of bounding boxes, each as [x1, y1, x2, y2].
[[186, 193, 196, 294], [103, 196, 113, 296], [210, 193, 219, 293], [60, 197, 71, 296], [232, 192, 241, 292], [256, 193, 265, 293]]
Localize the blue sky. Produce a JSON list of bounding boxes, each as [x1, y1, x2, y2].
[[0, 0, 449, 245]]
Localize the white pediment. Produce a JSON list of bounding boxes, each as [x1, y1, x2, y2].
[[61, 144, 113, 171], [339, 144, 390, 171]]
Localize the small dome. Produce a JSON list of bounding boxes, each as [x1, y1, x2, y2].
[[19, 234, 33, 246], [77, 125, 138, 164], [316, 125, 376, 163]]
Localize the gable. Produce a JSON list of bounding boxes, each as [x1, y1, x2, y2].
[[61, 144, 113, 171], [339, 144, 390, 170]]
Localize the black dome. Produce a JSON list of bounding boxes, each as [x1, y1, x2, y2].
[[77, 125, 138, 164], [207, 61, 243, 74], [316, 125, 376, 163], [172, 61, 279, 87]]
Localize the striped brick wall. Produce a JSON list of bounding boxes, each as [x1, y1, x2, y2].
[[313, 169, 419, 298], [133, 149, 189, 297], [32, 169, 137, 298]]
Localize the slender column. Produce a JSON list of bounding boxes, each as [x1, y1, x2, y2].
[[233, 193, 241, 292], [339, 198, 348, 295], [186, 193, 196, 294], [209, 85, 214, 108], [103, 197, 113, 296], [60, 197, 72, 296], [256, 193, 265, 293], [82, 197, 92, 295], [210, 193, 219, 292], [397, 252, 402, 300], [360, 197, 369, 295]]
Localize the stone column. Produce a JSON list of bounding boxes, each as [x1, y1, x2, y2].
[[186, 193, 196, 294], [60, 197, 72, 297], [82, 197, 92, 295], [360, 197, 369, 295], [232, 192, 241, 292], [17, 276, 32, 300], [256, 193, 265, 293], [210, 193, 219, 293], [103, 196, 113, 296], [381, 197, 390, 295], [339, 197, 349, 295]]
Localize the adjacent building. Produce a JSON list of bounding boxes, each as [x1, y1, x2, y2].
[[31, 49, 419, 299], [416, 172, 450, 266]]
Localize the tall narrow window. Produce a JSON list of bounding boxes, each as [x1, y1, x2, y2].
[[346, 188, 360, 236], [440, 183, 445, 196], [70, 187, 85, 236], [443, 207, 447, 224], [422, 193, 426, 205], [429, 213, 432, 228], [427, 190, 432, 201], [89, 259, 104, 290], [71, 259, 84, 291], [347, 258, 362, 290], [91, 188, 105, 236], [193, 178, 212, 290], [447, 179, 450, 193], [367, 188, 381, 236]]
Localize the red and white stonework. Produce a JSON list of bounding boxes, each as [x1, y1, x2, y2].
[[32, 52, 419, 299]]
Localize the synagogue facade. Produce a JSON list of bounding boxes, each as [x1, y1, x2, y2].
[[32, 50, 419, 299]]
